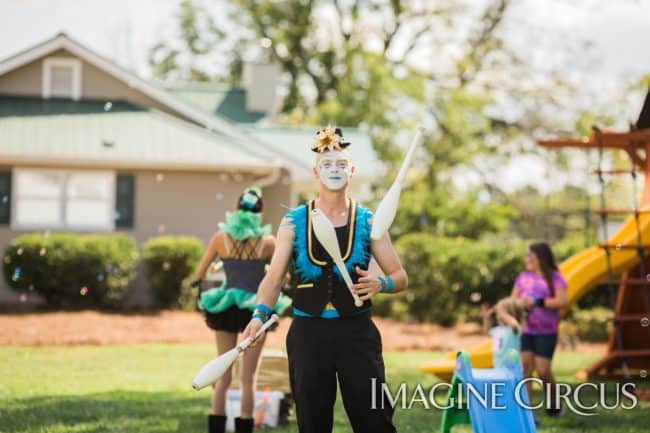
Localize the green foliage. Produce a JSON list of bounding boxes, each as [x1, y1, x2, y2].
[[563, 307, 613, 342], [2, 232, 138, 308], [393, 233, 525, 325], [391, 181, 517, 239], [148, 0, 235, 82], [142, 236, 203, 309], [505, 185, 597, 243]]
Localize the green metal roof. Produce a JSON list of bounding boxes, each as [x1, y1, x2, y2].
[[166, 83, 380, 181], [167, 84, 267, 123], [240, 124, 380, 181], [0, 96, 272, 171]]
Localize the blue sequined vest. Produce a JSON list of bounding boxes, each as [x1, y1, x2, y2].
[[286, 199, 373, 317]]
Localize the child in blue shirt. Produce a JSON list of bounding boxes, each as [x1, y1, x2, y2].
[[481, 296, 526, 367]]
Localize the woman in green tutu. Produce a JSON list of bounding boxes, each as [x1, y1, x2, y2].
[[193, 186, 291, 433]]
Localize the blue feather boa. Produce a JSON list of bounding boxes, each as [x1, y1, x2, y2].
[[285, 201, 373, 282]]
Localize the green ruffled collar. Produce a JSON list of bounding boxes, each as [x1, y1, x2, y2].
[[218, 210, 272, 240]]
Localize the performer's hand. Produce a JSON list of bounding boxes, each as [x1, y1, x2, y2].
[[242, 317, 264, 347], [352, 266, 381, 301]]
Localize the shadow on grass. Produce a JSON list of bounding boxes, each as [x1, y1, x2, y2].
[[1, 391, 222, 433]]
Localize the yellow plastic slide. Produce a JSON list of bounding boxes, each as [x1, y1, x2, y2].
[[420, 209, 650, 381]]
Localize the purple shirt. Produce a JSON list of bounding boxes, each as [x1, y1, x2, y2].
[[515, 271, 567, 334]]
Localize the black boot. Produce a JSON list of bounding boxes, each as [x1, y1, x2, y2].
[[208, 414, 226, 433], [234, 417, 254, 433]]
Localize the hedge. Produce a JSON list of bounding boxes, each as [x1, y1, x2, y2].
[[2, 232, 138, 308], [142, 236, 204, 309], [392, 232, 526, 325], [563, 306, 613, 342]]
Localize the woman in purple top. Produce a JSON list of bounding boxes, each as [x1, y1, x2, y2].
[[511, 242, 568, 418]]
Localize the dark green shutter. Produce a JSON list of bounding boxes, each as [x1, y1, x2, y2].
[[115, 174, 135, 228], [0, 170, 10, 225]]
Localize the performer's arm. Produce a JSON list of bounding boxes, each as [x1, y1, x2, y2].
[[193, 232, 222, 280], [353, 232, 408, 300], [523, 283, 568, 310], [542, 284, 568, 309], [242, 217, 294, 342]]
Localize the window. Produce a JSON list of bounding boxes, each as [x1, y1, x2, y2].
[[42, 57, 82, 100], [0, 170, 10, 224], [115, 174, 135, 228], [13, 169, 115, 231]]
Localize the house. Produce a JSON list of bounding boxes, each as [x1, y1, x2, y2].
[[164, 81, 379, 197], [0, 33, 379, 306]]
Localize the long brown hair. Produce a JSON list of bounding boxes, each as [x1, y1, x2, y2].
[[529, 242, 558, 296]]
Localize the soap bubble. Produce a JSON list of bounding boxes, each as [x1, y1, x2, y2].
[[641, 317, 649, 328], [97, 273, 105, 282], [156, 173, 164, 182], [260, 37, 272, 48], [39, 247, 47, 256], [162, 261, 171, 271], [216, 192, 224, 201], [470, 292, 482, 303], [158, 224, 166, 233], [615, 244, 622, 250], [641, 370, 647, 379], [28, 284, 35, 291], [12, 267, 21, 282], [80, 286, 89, 296], [3, 255, 10, 264], [113, 210, 121, 220], [104, 101, 113, 112], [16, 247, 23, 256], [1, 195, 7, 204], [19, 293, 27, 302]]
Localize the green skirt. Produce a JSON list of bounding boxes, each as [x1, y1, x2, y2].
[[198, 285, 292, 315]]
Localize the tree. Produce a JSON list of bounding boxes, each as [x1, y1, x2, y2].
[[149, 0, 245, 83]]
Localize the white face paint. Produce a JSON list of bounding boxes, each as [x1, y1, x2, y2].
[[316, 151, 352, 191]]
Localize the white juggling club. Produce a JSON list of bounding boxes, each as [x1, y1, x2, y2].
[[192, 314, 279, 390], [370, 127, 424, 240], [310, 208, 363, 307]]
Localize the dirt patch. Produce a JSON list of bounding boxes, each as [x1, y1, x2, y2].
[[0, 311, 605, 354]]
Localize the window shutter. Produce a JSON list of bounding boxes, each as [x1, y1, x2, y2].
[[115, 174, 135, 228], [0, 170, 10, 225]]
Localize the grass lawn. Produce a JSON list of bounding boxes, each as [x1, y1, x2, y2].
[[0, 345, 647, 432]]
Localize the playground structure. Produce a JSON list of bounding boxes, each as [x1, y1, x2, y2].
[[422, 89, 650, 382], [440, 350, 536, 433]]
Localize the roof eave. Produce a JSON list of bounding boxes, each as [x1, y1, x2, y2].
[[0, 154, 281, 174]]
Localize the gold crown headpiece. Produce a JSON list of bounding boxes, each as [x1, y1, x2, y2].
[[311, 125, 351, 153]]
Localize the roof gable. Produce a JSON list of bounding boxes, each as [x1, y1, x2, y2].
[[0, 33, 304, 172]]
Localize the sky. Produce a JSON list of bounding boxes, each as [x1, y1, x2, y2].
[[2, 0, 650, 80], [2, 0, 650, 193]]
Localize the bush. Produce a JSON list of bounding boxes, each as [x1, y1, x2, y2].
[[393, 232, 526, 326], [142, 236, 203, 309], [2, 232, 138, 308], [564, 307, 612, 342]]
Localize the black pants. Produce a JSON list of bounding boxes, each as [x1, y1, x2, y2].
[[286, 312, 396, 433]]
